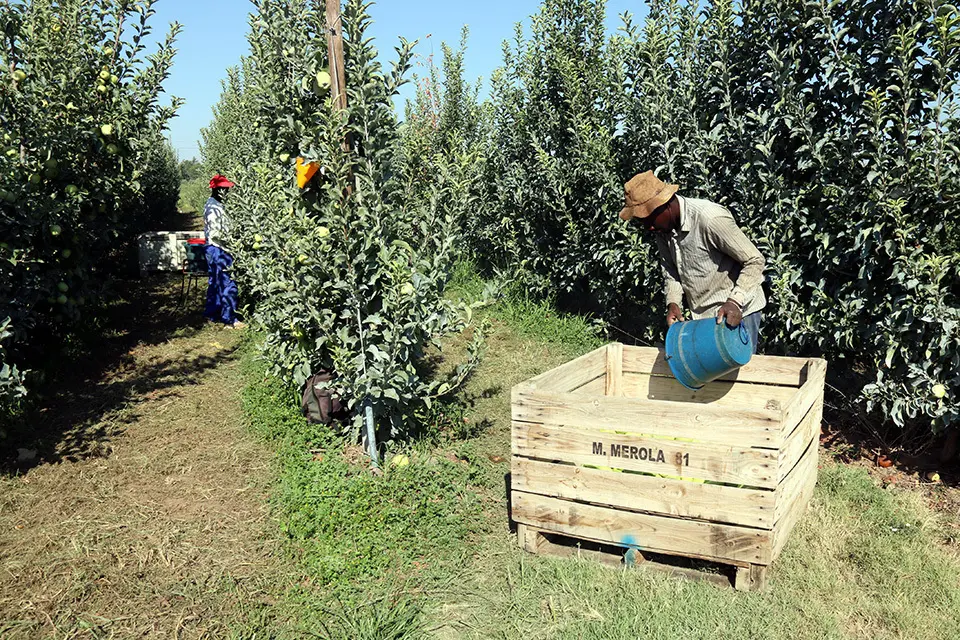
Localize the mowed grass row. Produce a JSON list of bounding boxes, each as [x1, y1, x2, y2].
[[234, 265, 960, 639]]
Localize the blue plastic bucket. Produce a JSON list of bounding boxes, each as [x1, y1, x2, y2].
[[665, 318, 753, 390]]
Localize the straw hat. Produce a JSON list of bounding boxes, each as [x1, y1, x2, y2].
[[618, 171, 679, 221]]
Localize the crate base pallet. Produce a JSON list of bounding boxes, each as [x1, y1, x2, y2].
[[510, 343, 826, 593], [518, 523, 752, 589]]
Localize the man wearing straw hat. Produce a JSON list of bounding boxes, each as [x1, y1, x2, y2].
[[619, 171, 766, 353]]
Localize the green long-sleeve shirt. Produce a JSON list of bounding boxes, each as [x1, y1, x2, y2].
[[655, 196, 766, 320]]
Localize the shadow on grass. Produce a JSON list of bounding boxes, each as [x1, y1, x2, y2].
[[0, 274, 236, 475]]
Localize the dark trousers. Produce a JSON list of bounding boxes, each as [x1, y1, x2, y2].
[[204, 245, 238, 325]]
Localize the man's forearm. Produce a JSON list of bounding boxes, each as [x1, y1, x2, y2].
[[665, 278, 684, 308], [728, 252, 763, 306]]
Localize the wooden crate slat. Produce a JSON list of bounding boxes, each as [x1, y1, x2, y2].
[[772, 457, 817, 561], [605, 343, 624, 397], [512, 389, 782, 449], [622, 345, 810, 387], [512, 421, 778, 489], [774, 440, 818, 525], [511, 491, 772, 566], [572, 376, 606, 395], [622, 373, 796, 412], [512, 457, 776, 528], [779, 398, 823, 482], [780, 359, 827, 437], [526, 345, 607, 393]]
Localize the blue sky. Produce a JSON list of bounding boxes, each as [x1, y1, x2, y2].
[[148, 0, 646, 160]]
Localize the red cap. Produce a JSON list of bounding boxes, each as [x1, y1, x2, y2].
[[209, 174, 235, 189]]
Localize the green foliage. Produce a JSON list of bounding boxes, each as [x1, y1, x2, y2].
[[477, 0, 645, 324], [0, 318, 26, 411], [0, 0, 181, 407], [140, 135, 181, 225], [400, 26, 486, 210], [203, 0, 484, 443], [451, 260, 605, 358], [496, 289, 606, 357], [177, 176, 207, 214], [178, 157, 202, 181], [462, 0, 959, 434], [239, 352, 481, 600]]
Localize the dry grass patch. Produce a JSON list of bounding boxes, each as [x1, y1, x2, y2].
[[0, 279, 287, 638]]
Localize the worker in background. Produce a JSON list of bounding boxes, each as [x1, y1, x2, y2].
[[619, 171, 766, 352], [203, 174, 243, 328]]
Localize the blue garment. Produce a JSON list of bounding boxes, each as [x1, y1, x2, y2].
[[741, 311, 762, 354], [204, 245, 238, 325]]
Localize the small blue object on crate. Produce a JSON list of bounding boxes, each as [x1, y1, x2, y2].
[[665, 318, 752, 390]]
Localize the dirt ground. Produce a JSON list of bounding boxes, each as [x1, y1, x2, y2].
[[0, 277, 283, 638]]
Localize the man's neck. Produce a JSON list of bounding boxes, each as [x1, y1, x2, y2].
[[676, 195, 688, 233]]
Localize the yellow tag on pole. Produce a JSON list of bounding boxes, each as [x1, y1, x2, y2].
[[296, 157, 320, 188]]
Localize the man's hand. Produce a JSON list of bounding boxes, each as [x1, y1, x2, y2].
[[717, 299, 743, 327], [667, 303, 684, 327]]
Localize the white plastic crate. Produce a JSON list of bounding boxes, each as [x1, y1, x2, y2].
[[137, 231, 205, 276]]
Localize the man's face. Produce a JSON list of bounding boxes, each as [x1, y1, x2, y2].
[[634, 196, 678, 235]]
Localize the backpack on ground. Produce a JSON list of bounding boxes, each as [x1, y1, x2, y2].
[[301, 370, 344, 425]]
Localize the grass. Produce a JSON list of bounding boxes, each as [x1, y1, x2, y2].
[[448, 260, 605, 359], [233, 262, 960, 639]]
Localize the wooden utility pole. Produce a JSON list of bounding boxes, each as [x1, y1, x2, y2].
[[326, 0, 374, 467], [325, 0, 348, 114]]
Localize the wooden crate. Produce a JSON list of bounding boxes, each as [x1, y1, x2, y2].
[[510, 343, 826, 591]]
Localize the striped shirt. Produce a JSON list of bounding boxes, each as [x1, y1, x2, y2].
[[203, 197, 229, 249], [655, 196, 766, 320]]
